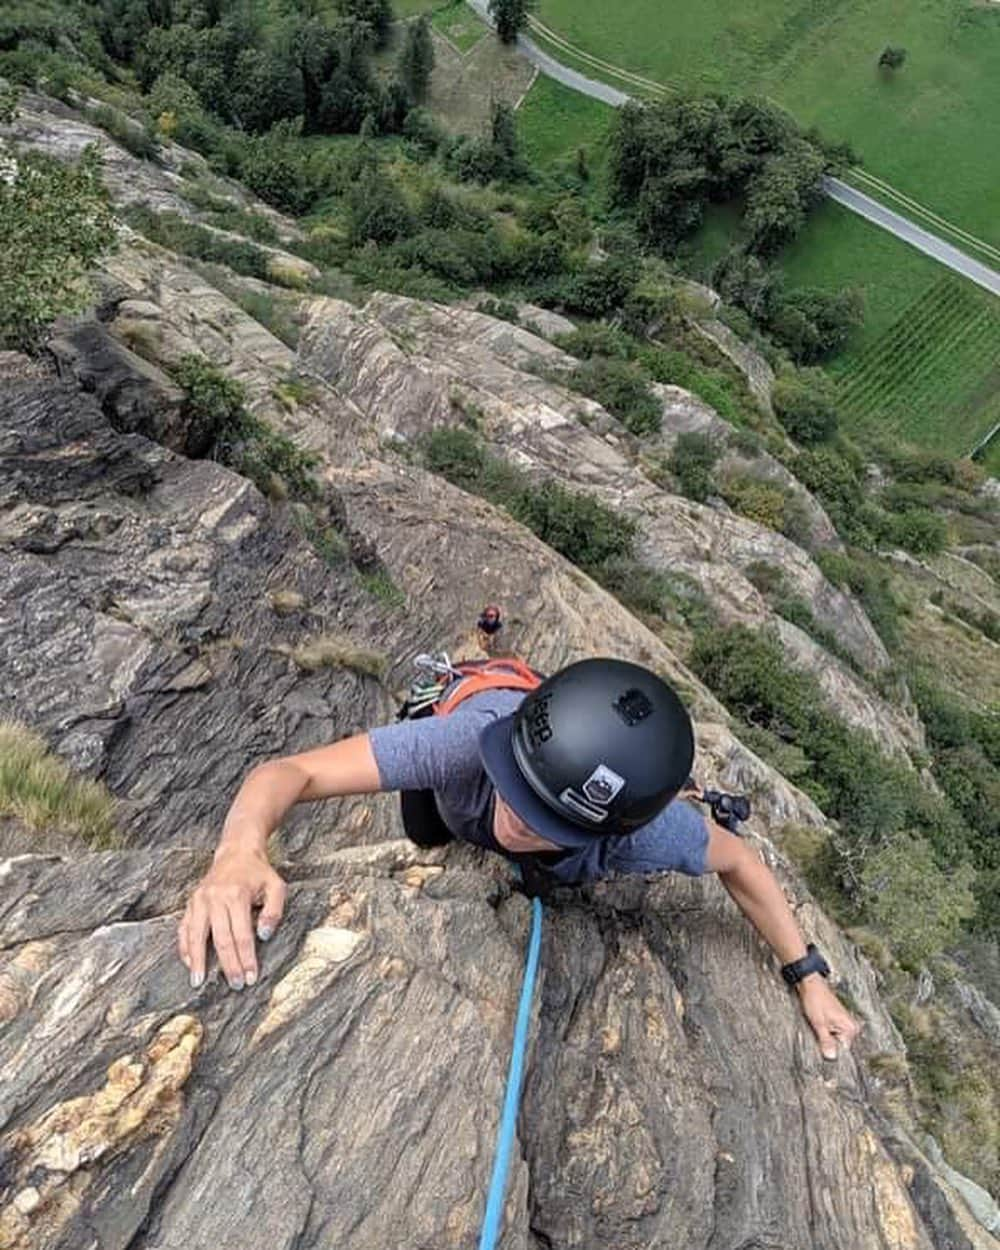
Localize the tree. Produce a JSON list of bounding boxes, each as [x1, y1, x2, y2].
[[336, 0, 394, 49], [0, 144, 117, 349], [744, 139, 825, 255], [767, 286, 864, 363], [346, 166, 414, 245], [488, 0, 533, 43], [398, 16, 434, 104], [772, 370, 840, 445], [878, 46, 906, 71]]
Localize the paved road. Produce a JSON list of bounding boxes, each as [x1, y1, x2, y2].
[[466, 0, 1000, 297], [824, 178, 1000, 298]]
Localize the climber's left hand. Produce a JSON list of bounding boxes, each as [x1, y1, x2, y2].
[[797, 977, 860, 1060]]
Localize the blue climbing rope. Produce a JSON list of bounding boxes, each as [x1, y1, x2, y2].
[[478, 894, 544, 1250]]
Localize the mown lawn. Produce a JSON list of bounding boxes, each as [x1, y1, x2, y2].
[[432, 1, 487, 52], [516, 75, 614, 200], [533, 0, 1000, 249]]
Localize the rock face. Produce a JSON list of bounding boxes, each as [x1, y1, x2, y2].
[[299, 292, 923, 758], [0, 336, 993, 1248], [1, 91, 317, 280], [1, 102, 994, 1244]]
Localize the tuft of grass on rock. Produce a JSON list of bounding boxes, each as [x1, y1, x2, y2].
[[281, 634, 388, 680], [0, 721, 117, 847], [269, 589, 306, 615]]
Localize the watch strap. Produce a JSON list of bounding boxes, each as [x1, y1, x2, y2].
[[781, 943, 830, 986]]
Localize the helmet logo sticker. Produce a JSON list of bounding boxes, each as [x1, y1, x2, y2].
[[582, 764, 626, 807], [614, 688, 653, 727], [525, 691, 554, 745]]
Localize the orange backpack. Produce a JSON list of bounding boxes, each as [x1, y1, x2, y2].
[[398, 655, 543, 722], [396, 655, 544, 849]]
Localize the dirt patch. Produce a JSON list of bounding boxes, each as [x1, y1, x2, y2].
[[426, 29, 535, 133]]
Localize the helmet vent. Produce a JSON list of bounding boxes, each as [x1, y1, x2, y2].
[[614, 688, 653, 726]]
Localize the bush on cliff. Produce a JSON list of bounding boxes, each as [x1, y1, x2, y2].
[[422, 426, 636, 576], [689, 623, 987, 952], [173, 355, 320, 500], [0, 144, 117, 350]]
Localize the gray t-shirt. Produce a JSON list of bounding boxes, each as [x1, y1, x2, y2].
[[369, 689, 709, 886]]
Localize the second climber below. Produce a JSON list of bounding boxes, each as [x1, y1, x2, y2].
[[178, 654, 860, 1060]]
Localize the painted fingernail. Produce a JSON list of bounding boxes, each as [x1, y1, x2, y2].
[[257, 925, 273, 942], [190, 971, 204, 990], [229, 977, 245, 991], [245, 970, 257, 987]]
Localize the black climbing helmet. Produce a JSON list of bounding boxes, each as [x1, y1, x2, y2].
[[479, 657, 695, 846]]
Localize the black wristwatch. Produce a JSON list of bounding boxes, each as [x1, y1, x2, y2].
[[781, 944, 831, 987]]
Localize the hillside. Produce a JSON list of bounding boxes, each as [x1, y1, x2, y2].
[[3, 76, 1000, 1250]]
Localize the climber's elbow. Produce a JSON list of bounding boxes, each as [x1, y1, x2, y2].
[[703, 820, 757, 877]]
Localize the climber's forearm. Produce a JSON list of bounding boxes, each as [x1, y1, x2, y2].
[[705, 823, 807, 967], [718, 853, 808, 967], [216, 734, 382, 859]]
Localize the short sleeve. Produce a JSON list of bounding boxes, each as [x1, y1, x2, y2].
[[368, 689, 524, 793], [603, 799, 710, 878]]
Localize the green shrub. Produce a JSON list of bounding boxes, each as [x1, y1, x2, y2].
[[745, 560, 786, 596], [87, 103, 160, 161], [422, 426, 487, 488], [816, 550, 900, 649], [885, 507, 948, 556], [600, 558, 711, 630], [638, 343, 757, 428], [347, 167, 414, 246], [476, 298, 520, 324], [668, 432, 721, 502], [861, 836, 976, 968], [720, 474, 788, 531], [393, 227, 498, 286], [689, 623, 985, 948], [728, 426, 763, 457], [204, 206, 280, 244], [542, 256, 639, 317], [122, 206, 271, 280], [0, 146, 117, 349], [173, 355, 320, 499], [172, 354, 246, 451], [229, 290, 300, 348], [568, 357, 662, 435], [772, 370, 839, 445], [555, 323, 633, 361], [421, 427, 636, 577], [360, 566, 407, 607]]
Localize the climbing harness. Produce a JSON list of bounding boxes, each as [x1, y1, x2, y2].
[[397, 652, 543, 722], [478, 893, 543, 1250]]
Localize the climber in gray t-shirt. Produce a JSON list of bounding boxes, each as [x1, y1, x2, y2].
[[178, 656, 860, 1061], [368, 688, 710, 887]]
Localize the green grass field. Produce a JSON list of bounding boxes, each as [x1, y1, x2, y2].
[[516, 76, 614, 196], [509, 6, 1000, 461], [432, 2, 487, 52], [680, 199, 1000, 454], [533, 0, 1000, 250], [834, 275, 1000, 454]]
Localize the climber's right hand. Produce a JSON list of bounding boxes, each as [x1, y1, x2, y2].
[[178, 847, 287, 991]]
